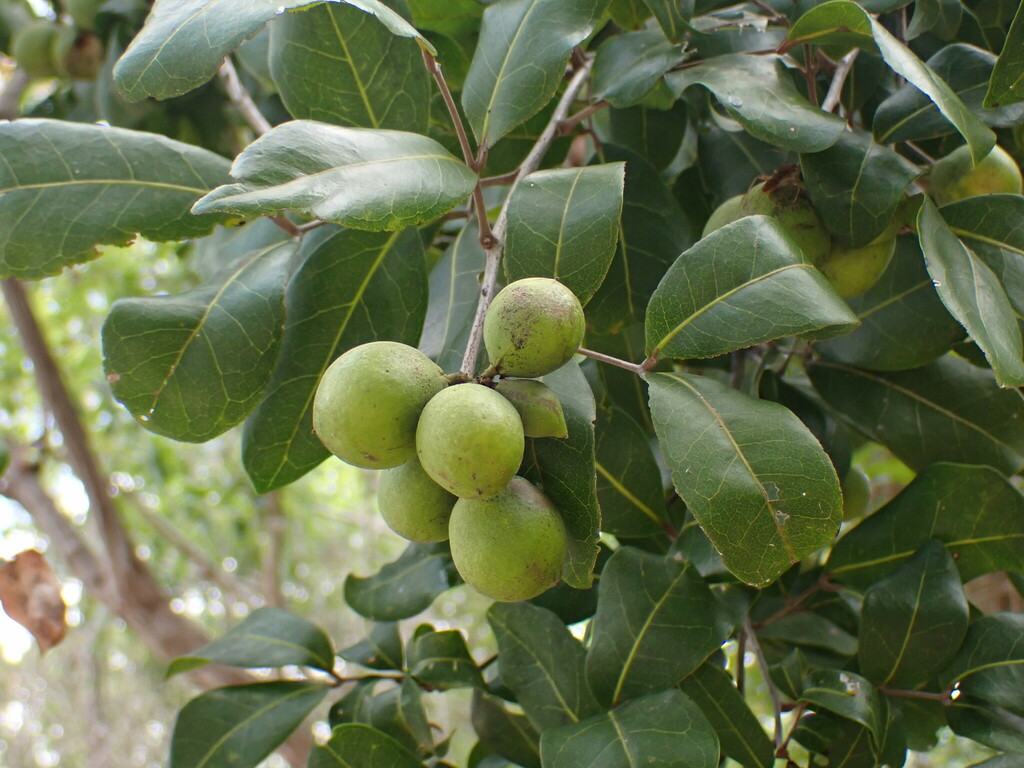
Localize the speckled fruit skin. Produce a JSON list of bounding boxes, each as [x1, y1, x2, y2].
[[416, 383, 525, 500], [449, 477, 567, 602], [377, 457, 457, 543], [483, 278, 585, 377], [742, 183, 831, 266], [929, 144, 1023, 205], [312, 341, 447, 469], [818, 225, 898, 298]]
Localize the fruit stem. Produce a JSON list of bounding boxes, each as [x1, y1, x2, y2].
[[576, 347, 645, 376]]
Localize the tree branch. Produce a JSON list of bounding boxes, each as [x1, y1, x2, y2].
[[821, 50, 858, 114], [218, 57, 272, 136], [260, 491, 286, 608], [576, 347, 644, 375], [744, 617, 786, 750]]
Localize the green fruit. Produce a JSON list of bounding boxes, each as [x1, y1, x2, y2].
[[11, 19, 61, 78], [483, 278, 585, 377], [841, 467, 871, 522], [818, 225, 898, 298], [416, 383, 524, 500], [702, 194, 745, 238], [67, 0, 105, 29], [377, 457, 457, 543], [494, 379, 567, 438], [313, 341, 447, 469], [928, 144, 1023, 205], [742, 182, 831, 265], [449, 476, 567, 601]]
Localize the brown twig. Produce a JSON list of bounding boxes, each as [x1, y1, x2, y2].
[[879, 687, 952, 704], [577, 347, 645, 375], [218, 57, 272, 136], [261, 491, 286, 608], [559, 101, 608, 134], [821, 50, 859, 114]]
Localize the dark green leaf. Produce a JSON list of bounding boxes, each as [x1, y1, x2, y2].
[[947, 698, 1024, 753], [800, 130, 920, 247], [591, 30, 688, 108], [907, 0, 962, 40], [666, 53, 845, 152], [471, 691, 542, 768], [360, 678, 435, 755], [585, 547, 729, 705], [539, 689, 720, 768], [169, 682, 327, 768], [0, 119, 231, 280], [758, 612, 858, 657], [604, 102, 689, 171], [643, 0, 693, 41], [815, 235, 966, 371], [344, 542, 453, 621], [858, 540, 969, 688], [696, 124, 792, 204], [943, 613, 1024, 716], [308, 724, 423, 768], [918, 199, 1024, 387], [114, 0, 432, 102], [408, 0, 483, 37], [407, 627, 484, 690], [242, 227, 426, 492], [338, 622, 404, 671], [799, 669, 888, 746], [269, 1, 430, 131], [192, 122, 477, 231], [648, 372, 843, 587], [967, 755, 1024, 767], [594, 406, 667, 538], [829, 463, 1024, 588], [504, 163, 625, 305], [985, 0, 1024, 108], [645, 215, 858, 361], [488, 602, 601, 731], [806, 356, 1024, 475], [461, 0, 609, 145], [167, 607, 334, 677]]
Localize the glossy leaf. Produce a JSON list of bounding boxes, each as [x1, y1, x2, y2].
[[0, 119, 231, 280], [594, 406, 667, 538], [943, 613, 1024, 716], [103, 241, 296, 443], [591, 30, 688, 108], [539, 689, 720, 768], [407, 627, 483, 690], [504, 164, 625, 305], [309, 724, 423, 768], [918, 199, 1024, 387], [471, 691, 542, 768], [799, 669, 888, 746], [645, 215, 858, 361], [359, 678, 435, 755], [829, 463, 1024, 588], [488, 602, 601, 731], [241, 227, 426, 492], [344, 542, 453, 621], [605, 102, 688, 172], [806, 356, 1024, 475], [696, 124, 792, 205], [169, 682, 328, 768], [648, 372, 843, 587], [585, 547, 729, 705], [858, 540, 969, 688], [461, 0, 609, 145], [667, 53, 844, 152], [985, 0, 1024, 108], [192, 122, 477, 231], [338, 622, 404, 671], [947, 698, 1024, 753], [643, 0, 693, 41], [114, 0, 432, 102], [800, 130, 920, 247], [269, 1, 430, 131], [758, 612, 858, 657]]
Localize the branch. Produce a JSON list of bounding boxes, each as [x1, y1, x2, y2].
[[744, 617, 786, 750], [577, 347, 644, 375], [260, 491, 286, 608], [821, 50, 858, 114], [218, 57, 272, 136]]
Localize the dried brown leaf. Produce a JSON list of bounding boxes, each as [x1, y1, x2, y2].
[[0, 549, 67, 653]]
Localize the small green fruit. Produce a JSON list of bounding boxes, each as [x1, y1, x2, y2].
[[928, 144, 1023, 205], [449, 476, 567, 601], [313, 341, 447, 469], [841, 467, 871, 522], [11, 19, 61, 78], [702, 194, 745, 238], [67, 0, 105, 29], [742, 182, 831, 265], [494, 379, 567, 438], [377, 457, 457, 543], [416, 383, 525, 500], [818, 226, 897, 298], [483, 278, 585, 377]]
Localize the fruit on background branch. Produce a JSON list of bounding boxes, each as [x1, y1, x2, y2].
[[377, 458, 457, 543], [927, 144, 1023, 205], [11, 19, 61, 78]]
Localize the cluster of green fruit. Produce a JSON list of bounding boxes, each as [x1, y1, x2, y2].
[[312, 278, 586, 602], [9, 0, 105, 81]]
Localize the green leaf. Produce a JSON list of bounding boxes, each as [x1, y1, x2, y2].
[[799, 669, 888, 747], [192, 122, 477, 231], [815, 235, 966, 371], [344, 542, 454, 621], [504, 164, 625, 305], [359, 678, 435, 755], [829, 463, 1024, 589], [666, 53, 845, 152], [947, 698, 1024, 753], [648, 372, 843, 587], [114, 0, 433, 102], [338, 622, 404, 670], [604, 102, 688, 171], [696, 124, 792, 204], [539, 689, 720, 768], [874, 44, 1024, 144], [269, 1, 430, 132], [858, 540, 969, 689], [102, 241, 296, 443], [488, 602, 601, 731], [586, 547, 729, 706], [309, 724, 424, 768], [758, 612, 859, 657], [0, 119, 231, 280], [679, 662, 775, 768], [806, 356, 1024, 475], [408, 0, 484, 37], [461, 0, 609, 145], [906, 0, 962, 40], [167, 607, 334, 677], [967, 757, 1024, 768], [169, 682, 328, 768], [800, 130, 920, 247], [594, 406, 667, 538], [787, 0, 996, 162], [918, 199, 1024, 387], [521, 361, 601, 589], [470, 691, 542, 768], [242, 227, 426, 492], [985, 0, 1024, 108], [644, 215, 859, 361], [407, 627, 484, 690], [943, 613, 1024, 716], [591, 30, 689, 108], [642, 0, 693, 42]]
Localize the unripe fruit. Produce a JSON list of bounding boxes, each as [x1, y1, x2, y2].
[[841, 467, 871, 522], [483, 278, 585, 377], [449, 477, 567, 601], [742, 182, 831, 265], [11, 19, 61, 78], [702, 194, 745, 238], [818, 224, 898, 298], [313, 341, 447, 469], [494, 379, 567, 438], [377, 457, 457, 543], [416, 383, 524, 500], [928, 144, 1023, 205], [68, 0, 105, 29]]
